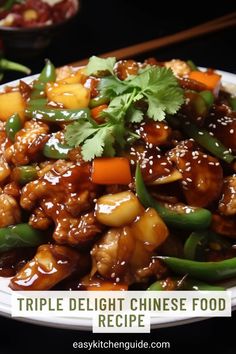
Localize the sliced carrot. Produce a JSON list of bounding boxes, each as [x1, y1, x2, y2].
[[88, 281, 128, 291], [92, 157, 132, 185], [189, 70, 221, 95], [91, 104, 108, 123]]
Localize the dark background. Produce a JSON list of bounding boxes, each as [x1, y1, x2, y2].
[[1, 0, 236, 353], [2, 0, 236, 81]]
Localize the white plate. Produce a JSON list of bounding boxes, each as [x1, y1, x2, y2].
[[1, 69, 236, 331]]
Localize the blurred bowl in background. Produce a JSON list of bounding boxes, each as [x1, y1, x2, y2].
[[0, 0, 79, 57]]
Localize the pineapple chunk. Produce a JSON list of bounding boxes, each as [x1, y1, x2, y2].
[[46, 82, 90, 109], [0, 91, 26, 121]]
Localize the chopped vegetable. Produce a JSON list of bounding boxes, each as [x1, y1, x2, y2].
[[229, 97, 236, 111], [92, 157, 132, 185], [91, 104, 108, 122], [157, 256, 236, 282], [0, 224, 45, 253], [12, 165, 38, 185], [0, 58, 30, 76], [0, 91, 26, 121], [188, 70, 221, 95], [89, 94, 110, 108], [43, 135, 71, 159], [148, 277, 225, 291], [95, 191, 143, 227], [46, 83, 90, 109], [5, 113, 22, 141], [182, 121, 235, 163], [131, 207, 169, 251], [184, 231, 231, 261], [25, 106, 90, 122]]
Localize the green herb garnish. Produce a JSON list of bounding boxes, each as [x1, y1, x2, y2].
[[65, 56, 184, 161]]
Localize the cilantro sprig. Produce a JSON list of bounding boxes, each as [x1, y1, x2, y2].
[[65, 56, 184, 161]]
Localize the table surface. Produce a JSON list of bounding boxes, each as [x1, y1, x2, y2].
[[1, 1, 236, 353]]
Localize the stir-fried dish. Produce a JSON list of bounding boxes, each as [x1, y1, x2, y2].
[[1, 56, 236, 292]]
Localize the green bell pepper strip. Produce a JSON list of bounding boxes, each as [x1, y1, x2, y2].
[[89, 95, 110, 108], [28, 98, 48, 108], [229, 97, 236, 111], [157, 256, 236, 282], [199, 90, 214, 108], [182, 121, 235, 163], [0, 58, 31, 75], [13, 166, 38, 185], [188, 91, 208, 117], [0, 224, 45, 253], [135, 164, 212, 230], [43, 136, 71, 159], [147, 278, 225, 291], [25, 106, 90, 122], [29, 60, 56, 102], [184, 231, 231, 261], [5, 113, 22, 142]]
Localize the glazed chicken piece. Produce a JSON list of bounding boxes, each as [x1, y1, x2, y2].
[[3, 182, 21, 198], [91, 227, 136, 282], [114, 59, 140, 80], [29, 206, 52, 230], [4, 120, 49, 166], [0, 193, 21, 227], [219, 176, 236, 216], [206, 105, 236, 152], [10, 244, 80, 290], [20, 160, 95, 210], [211, 214, 236, 238], [21, 160, 101, 246], [168, 140, 223, 207], [127, 143, 176, 184], [91, 208, 169, 284], [138, 121, 172, 146], [42, 203, 102, 247]]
